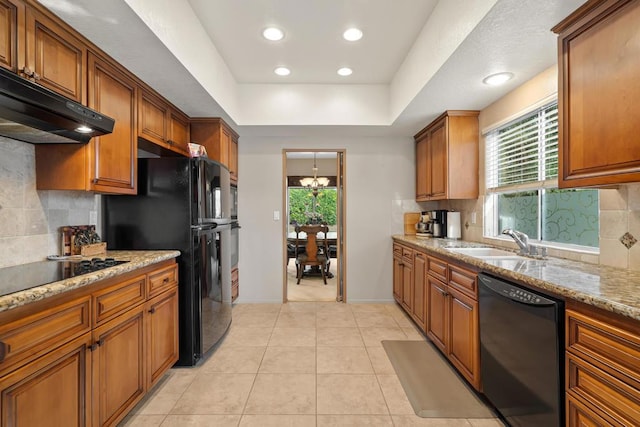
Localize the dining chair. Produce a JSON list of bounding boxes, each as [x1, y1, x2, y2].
[[294, 224, 329, 284]]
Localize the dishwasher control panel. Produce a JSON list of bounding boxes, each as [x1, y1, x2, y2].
[[478, 274, 555, 306]]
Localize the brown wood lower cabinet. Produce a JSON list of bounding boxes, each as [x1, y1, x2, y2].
[[426, 275, 447, 353], [0, 333, 92, 427], [447, 286, 479, 386], [411, 252, 427, 329], [146, 287, 179, 387], [565, 303, 640, 426], [392, 240, 480, 391], [92, 306, 145, 427], [0, 259, 179, 427]]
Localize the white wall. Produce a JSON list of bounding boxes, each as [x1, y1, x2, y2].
[[237, 135, 415, 303]]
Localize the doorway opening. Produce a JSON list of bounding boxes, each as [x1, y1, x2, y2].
[[282, 150, 346, 303]]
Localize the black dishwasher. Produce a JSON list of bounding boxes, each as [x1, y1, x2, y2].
[[478, 273, 564, 427]]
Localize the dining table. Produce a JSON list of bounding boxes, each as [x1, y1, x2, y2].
[[286, 230, 338, 245]]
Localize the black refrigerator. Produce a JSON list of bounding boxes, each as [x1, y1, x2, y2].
[[103, 157, 233, 366]]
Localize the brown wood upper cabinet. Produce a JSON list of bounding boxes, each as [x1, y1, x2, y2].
[[553, 0, 640, 187], [138, 88, 190, 156], [1, 0, 86, 103], [35, 51, 138, 194], [25, 4, 86, 103], [191, 118, 239, 182], [414, 111, 479, 201], [0, 0, 24, 73]]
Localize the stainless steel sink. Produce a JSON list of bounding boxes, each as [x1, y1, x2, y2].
[[444, 247, 526, 260]]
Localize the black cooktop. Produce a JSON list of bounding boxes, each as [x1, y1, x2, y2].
[[0, 258, 129, 298]]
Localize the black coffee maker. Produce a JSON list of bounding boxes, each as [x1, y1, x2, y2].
[[429, 210, 448, 238]]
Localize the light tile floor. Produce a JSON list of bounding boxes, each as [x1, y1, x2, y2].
[[120, 302, 504, 427]]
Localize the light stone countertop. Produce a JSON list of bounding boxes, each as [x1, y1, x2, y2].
[[393, 235, 640, 322], [0, 250, 180, 314]]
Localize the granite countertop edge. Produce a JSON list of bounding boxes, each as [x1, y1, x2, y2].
[[0, 250, 180, 314], [393, 235, 640, 322]]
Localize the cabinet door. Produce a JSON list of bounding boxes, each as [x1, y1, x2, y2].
[[556, 0, 640, 187], [392, 255, 403, 304], [415, 137, 429, 200], [229, 136, 238, 182], [25, 6, 86, 103], [0, 0, 23, 72], [427, 277, 447, 353], [429, 119, 447, 200], [138, 89, 168, 147], [220, 126, 231, 167], [411, 252, 427, 331], [168, 109, 190, 155], [92, 305, 145, 427], [401, 261, 413, 312], [146, 288, 178, 388], [87, 52, 137, 194], [448, 287, 479, 389], [0, 333, 91, 427]]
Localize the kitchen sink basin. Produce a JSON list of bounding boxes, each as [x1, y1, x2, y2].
[[444, 247, 526, 260]]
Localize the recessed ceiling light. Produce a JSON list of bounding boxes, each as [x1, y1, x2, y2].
[[274, 67, 291, 76], [337, 67, 353, 76], [263, 27, 284, 41], [343, 28, 363, 41], [483, 72, 514, 86]]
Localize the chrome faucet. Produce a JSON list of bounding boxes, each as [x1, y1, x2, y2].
[[502, 228, 530, 255]]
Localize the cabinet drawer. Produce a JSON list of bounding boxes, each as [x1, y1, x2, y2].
[[93, 274, 146, 326], [148, 264, 178, 299], [448, 265, 477, 298], [393, 244, 402, 258], [567, 353, 640, 426], [427, 256, 447, 282], [567, 393, 623, 427], [402, 247, 413, 264], [566, 309, 640, 383], [0, 296, 91, 373]]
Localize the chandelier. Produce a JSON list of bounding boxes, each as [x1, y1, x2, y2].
[[299, 153, 330, 197]]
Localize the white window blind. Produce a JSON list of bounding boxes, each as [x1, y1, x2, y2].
[[486, 103, 558, 190]]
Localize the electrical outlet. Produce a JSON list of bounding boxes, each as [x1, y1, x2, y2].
[[273, 210, 280, 221], [89, 211, 98, 225], [471, 211, 477, 224]]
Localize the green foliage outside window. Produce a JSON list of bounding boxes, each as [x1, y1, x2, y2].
[[288, 188, 337, 225]]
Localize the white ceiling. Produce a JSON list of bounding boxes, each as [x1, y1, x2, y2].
[[187, 0, 438, 84], [39, 0, 586, 137]]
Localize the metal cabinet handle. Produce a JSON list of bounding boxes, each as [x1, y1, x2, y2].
[[163, 277, 170, 284], [149, 307, 156, 314], [32, 71, 41, 81], [19, 66, 32, 77]]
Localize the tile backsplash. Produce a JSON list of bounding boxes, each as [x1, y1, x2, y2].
[[0, 137, 99, 268]]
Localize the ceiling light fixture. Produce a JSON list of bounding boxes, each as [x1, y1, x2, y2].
[[300, 153, 330, 198], [343, 28, 363, 41], [262, 27, 284, 41], [337, 67, 353, 76], [274, 66, 291, 76], [482, 72, 514, 86]]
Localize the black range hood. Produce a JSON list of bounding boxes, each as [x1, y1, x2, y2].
[[0, 66, 115, 144]]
